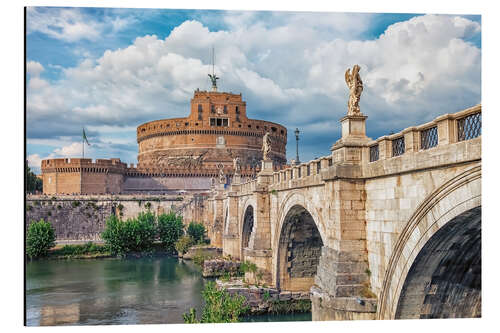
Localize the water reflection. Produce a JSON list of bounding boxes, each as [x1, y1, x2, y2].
[[26, 257, 311, 326], [26, 257, 207, 326]]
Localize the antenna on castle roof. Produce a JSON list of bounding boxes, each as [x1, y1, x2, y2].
[[208, 47, 219, 92]]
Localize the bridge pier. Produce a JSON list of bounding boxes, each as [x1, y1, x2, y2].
[[309, 111, 377, 320], [312, 246, 376, 320], [242, 160, 275, 285]]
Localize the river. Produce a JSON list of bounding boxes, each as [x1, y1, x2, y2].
[[26, 256, 311, 326]]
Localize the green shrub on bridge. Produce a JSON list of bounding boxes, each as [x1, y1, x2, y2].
[[157, 211, 184, 251], [26, 219, 56, 259], [101, 212, 156, 255], [186, 222, 206, 244]]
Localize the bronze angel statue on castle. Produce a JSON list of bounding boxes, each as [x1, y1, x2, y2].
[[345, 64, 363, 115]]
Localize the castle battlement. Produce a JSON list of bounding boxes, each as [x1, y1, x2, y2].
[[42, 158, 127, 173]]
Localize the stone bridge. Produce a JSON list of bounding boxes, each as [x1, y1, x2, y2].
[[206, 104, 481, 320]]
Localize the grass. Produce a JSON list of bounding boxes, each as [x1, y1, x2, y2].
[[359, 281, 377, 299], [268, 299, 311, 314], [49, 242, 111, 259]]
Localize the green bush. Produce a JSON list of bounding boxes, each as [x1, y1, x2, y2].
[[26, 219, 56, 259], [175, 235, 194, 255], [239, 261, 257, 275], [101, 212, 156, 255], [186, 222, 206, 244], [183, 281, 248, 323], [157, 212, 184, 251]]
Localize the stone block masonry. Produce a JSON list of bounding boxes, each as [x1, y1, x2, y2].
[[25, 194, 209, 242], [216, 279, 310, 314]]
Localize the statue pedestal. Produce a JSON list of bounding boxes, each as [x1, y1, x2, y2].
[[261, 159, 273, 171], [232, 174, 241, 185], [330, 113, 371, 165], [341, 114, 367, 138]]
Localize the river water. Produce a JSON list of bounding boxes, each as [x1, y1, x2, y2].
[[26, 257, 311, 326]]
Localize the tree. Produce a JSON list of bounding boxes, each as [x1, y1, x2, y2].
[[26, 164, 42, 193], [101, 212, 156, 255], [186, 222, 206, 244], [26, 219, 56, 259], [157, 211, 184, 251]]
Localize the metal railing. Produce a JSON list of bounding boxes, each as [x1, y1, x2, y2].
[[458, 112, 481, 141], [420, 126, 438, 150], [392, 137, 405, 157], [370, 145, 379, 162]]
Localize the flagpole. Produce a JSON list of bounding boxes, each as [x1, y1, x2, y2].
[[82, 128, 84, 159]]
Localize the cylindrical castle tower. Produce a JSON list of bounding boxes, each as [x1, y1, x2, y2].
[[136, 89, 287, 176]]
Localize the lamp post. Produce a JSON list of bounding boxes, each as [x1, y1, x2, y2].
[[294, 128, 300, 165]]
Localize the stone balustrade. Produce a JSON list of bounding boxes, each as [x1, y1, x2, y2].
[[366, 104, 481, 163]]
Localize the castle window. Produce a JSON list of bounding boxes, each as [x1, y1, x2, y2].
[[185, 122, 189, 126], [280, 130, 284, 134], [236, 115, 240, 122], [238, 124, 242, 128], [256, 125, 260, 129], [198, 104, 202, 112], [211, 105, 215, 113], [271, 127, 277, 132], [248, 124, 252, 128], [210, 118, 229, 127], [235, 106, 239, 114], [223, 105, 228, 114]]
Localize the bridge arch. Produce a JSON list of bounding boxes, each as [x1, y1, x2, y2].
[[275, 191, 327, 245], [275, 202, 324, 291], [240, 197, 257, 259], [377, 166, 481, 319]]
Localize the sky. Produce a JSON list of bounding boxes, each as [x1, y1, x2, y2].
[[25, 7, 482, 173]]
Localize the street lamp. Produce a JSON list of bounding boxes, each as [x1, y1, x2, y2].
[[294, 128, 300, 165]]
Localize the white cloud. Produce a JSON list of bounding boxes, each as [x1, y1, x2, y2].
[[27, 7, 101, 42], [26, 13, 481, 163], [26, 7, 137, 43], [27, 61, 44, 77], [53, 142, 86, 157], [27, 154, 43, 170]]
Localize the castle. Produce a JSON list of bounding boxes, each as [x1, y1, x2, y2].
[[41, 86, 288, 195]]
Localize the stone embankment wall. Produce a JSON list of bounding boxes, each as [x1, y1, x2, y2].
[[202, 258, 240, 277], [25, 194, 208, 242], [216, 279, 310, 314]]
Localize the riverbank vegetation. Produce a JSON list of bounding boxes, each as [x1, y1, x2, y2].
[[101, 212, 206, 256], [49, 242, 110, 259], [183, 281, 248, 323], [26, 219, 55, 259], [27, 211, 208, 259]]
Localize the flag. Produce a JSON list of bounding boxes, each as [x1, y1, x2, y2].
[[83, 128, 90, 146]]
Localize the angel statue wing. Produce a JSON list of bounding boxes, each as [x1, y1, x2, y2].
[[345, 68, 352, 86]]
